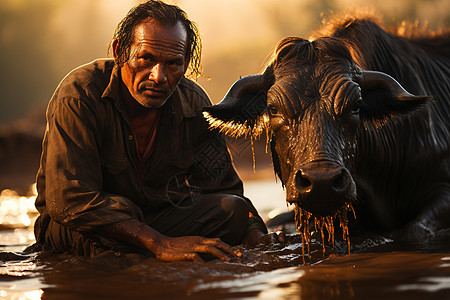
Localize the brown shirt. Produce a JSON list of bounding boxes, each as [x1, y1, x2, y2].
[[34, 59, 265, 242]]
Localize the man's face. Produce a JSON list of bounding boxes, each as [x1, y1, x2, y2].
[[118, 21, 187, 108]]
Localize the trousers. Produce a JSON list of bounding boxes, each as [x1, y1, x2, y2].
[[42, 193, 253, 257]]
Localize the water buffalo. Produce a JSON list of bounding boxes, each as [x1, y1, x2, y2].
[[203, 17, 450, 249]]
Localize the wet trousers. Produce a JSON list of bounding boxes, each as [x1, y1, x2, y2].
[[41, 193, 251, 257]]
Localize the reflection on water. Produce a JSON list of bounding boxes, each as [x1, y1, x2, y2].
[[0, 186, 38, 223], [0, 289, 43, 300], [0, 184, 450, 299], [398, 276, 450, 293], [0, 186, 41, 300], [0, 257, 48, 300], [193, 266, 305, 294]]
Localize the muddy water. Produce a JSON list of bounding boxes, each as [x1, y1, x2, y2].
[[1, 183, 450, 300]]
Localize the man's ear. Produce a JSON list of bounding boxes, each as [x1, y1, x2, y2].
[[112, 39, 120, 62], [183, 52, 190, 74], [358, 71, 431, 128]]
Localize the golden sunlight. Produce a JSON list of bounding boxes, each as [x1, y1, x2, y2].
[[0, 185, 38, 228]]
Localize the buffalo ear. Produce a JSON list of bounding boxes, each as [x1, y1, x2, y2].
[[202, 75, 271, 138], [359, 71, 431, 128]]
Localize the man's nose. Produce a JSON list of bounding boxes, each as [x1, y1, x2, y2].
[[149, 63, 167, 84]]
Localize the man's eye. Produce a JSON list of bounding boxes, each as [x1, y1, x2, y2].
[[139, 55, 154, 61], [168, 60, 183, 66]]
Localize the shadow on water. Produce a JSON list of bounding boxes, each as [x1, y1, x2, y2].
[[1, 187, 450, 299]]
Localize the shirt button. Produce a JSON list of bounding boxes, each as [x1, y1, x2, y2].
[[128, 135, 133, 141]]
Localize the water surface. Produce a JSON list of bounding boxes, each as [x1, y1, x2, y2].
[[1, 183, 450, 300]]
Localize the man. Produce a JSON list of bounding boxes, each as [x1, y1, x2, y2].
[[34, 1, 279, 262]]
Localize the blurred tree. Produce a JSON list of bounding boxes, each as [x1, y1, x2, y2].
[[0, 0, 63, 124], [258, 0, 450, 38], [258, 0, 339, 38], [0, 0, 116, 125]]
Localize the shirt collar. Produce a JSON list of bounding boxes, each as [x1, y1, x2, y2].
[[102, 64, 122, 108]]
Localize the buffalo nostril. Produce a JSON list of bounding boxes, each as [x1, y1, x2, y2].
[[296, 170, 312, 193], [332, 169, 348, 192]]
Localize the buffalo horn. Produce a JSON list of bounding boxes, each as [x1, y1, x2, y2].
[[215, 74, 266, 108], [361, 70, 416, 101]]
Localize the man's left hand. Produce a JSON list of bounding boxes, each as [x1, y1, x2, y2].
[[242, 229, 285, 246]]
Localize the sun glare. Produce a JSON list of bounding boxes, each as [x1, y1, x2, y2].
[[0, 185, 38, 228]]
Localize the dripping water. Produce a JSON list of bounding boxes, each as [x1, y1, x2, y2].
[[294, 203, 356, 264]]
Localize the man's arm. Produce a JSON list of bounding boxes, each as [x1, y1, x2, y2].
[[98, 219, 242, 262]]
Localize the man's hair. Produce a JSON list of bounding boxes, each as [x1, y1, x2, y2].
[[109, 0, 202, 80]]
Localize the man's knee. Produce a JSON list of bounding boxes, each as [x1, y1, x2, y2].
[[44, 219, 107, 256], [210, 194, 249, 245], [219, 194, 249, 224]]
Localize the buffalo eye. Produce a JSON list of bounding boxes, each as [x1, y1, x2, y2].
[[267, 105, 279, 117], [352, 100, 362, 115], [267, 104, 286, 132]]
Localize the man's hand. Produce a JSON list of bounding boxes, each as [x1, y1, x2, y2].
[[153, 236, 242, 262], [98, 219, 241, 262], [242, 229, 285, 247]]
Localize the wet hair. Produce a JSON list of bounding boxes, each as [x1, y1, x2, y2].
[[266, 36, 354, 73], [108, 0, 202, 80]]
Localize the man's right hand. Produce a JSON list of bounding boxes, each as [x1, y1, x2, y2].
[[98, 219, 242, 262], [152, 235, 242, 262]]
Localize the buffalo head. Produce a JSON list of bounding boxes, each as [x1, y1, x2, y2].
[[203, 37, 429, 220]]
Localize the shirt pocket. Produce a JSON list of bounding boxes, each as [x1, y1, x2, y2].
[[102, 152, 128, 174]]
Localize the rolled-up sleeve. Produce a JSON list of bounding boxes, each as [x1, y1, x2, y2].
[[45, 97, 143, 231]]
